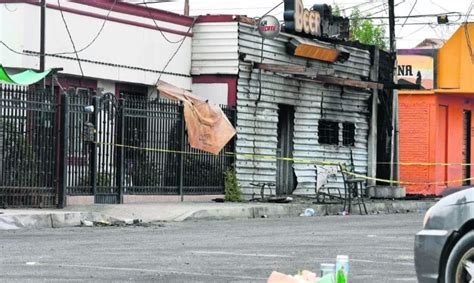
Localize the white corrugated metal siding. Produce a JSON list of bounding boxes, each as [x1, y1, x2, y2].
[[236, 23, 373, 197], [191, 22, 240, 75]]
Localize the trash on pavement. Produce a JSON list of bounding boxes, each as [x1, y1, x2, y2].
[[300, 208, 315, 217], [335, 255, 349, 283], [80, 220, 93, 227], [267, 255, 349, 283]]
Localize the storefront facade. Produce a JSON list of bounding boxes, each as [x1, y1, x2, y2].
[[191, 10, 387, 197], [399, 23, 474, 195]]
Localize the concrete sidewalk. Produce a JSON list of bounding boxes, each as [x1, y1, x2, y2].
[[0, 199, 437, 230]]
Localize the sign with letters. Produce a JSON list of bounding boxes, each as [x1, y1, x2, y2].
[[283, 0, 349, 39], [397, 49, 437, 90]]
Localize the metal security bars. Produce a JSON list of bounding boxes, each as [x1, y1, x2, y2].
[[0, 85, 58, 208], [0, 85, 236, 207]]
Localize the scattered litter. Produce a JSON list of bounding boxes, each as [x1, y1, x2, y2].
[[93, 220, 112, 226], [81, 220, 93, 227], [261, 215, 268, 218], [268, 196, 293, 203], [299, 208, 315, 217], [268, 255, 350, 282]]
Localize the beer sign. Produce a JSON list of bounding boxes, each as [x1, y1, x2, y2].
[[283, 0, 349, 39]]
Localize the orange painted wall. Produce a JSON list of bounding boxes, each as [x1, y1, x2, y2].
[[399, 92, 474, 195], [438, 23, 474, 91]]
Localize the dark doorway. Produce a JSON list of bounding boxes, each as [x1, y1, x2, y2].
[[437, 105, 448, 186], [276, 104, 296, 195], [463, 110, 471, 185]]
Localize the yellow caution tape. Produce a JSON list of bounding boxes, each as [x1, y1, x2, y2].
[[93, 141, 474, 186]]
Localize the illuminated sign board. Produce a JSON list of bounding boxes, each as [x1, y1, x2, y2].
[[283, 0, 349, 39]]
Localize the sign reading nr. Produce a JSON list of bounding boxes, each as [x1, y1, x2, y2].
[[284, 0, 321, 36]]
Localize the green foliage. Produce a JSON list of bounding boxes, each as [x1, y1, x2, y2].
[[0, 119, 39, 186], [130, 158, 161, 186], [332, 5, 342, 17], [224, 168, 242, 202], [349, 8, 387, 50], [332, 5, 387, 50]]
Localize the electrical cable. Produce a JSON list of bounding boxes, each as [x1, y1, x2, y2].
[[261, 1, 283, 18], [55, 0, 117, 55], [57, 0, 84, 77], [148, 17, 197, 96], [464, 1, 474, 63], [399, 0, 417, 33], [364, 12, 463, 20], [143, 1, 189, 44], [0, 41, 38, 57], [3, 3, 17, 12]]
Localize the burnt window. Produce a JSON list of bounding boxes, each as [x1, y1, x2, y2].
[[343, 122, 355, 146], [318, 120, 339, 145]]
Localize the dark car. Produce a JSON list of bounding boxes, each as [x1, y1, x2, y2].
[[415, 188, 474, 282]]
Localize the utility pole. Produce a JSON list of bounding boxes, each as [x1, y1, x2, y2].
[[184, 0, 189, 16], [40, 0, 46, 72], [388, 0, 400, 183]]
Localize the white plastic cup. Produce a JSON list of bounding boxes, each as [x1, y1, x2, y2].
[[320, 263, 336, 276], [336, 255, 349, 283]]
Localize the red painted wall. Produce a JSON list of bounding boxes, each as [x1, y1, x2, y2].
[[400, 92, 474, 195]]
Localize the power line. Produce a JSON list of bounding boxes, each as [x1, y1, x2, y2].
[[55, 0, 117, 55], [143, 1, 188, 44], [57, 0, 84, 77], [261, 1, 283, 18], [0, 41, 38, 57], [148, 17, 197, 97], [400, 0, 417, 33], [363, 12, 463, 20]]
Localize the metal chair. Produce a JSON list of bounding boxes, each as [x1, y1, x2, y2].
[[339, 163, 368, 215], [315, 164, 344, 204]]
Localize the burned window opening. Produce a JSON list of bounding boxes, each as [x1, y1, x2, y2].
[[343, 122, 355, 146], [318, 120, 339, 145]]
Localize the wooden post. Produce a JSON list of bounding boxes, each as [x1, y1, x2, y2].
[[184, 0, 189, 16], [368, 47, 380, 187]]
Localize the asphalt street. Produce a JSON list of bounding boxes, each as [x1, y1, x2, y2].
[[0, 213, 423, 282]]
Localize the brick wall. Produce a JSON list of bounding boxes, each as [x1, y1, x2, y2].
[[399, 97, 434, 194]]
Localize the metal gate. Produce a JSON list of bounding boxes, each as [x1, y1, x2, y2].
[[92, 93, 122, 204], [66, 92, 122, 204]]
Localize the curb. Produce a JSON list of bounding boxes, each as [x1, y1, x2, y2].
[[179, 200, 436, 221], [0, 200, 437, 230], [0, 212, 106, 230]]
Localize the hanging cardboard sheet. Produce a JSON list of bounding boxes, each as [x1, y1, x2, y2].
[[157, 81, 236, 155]]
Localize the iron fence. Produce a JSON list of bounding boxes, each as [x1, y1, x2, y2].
[[0, 84, 236, 207], [0, 85, 58, 208]]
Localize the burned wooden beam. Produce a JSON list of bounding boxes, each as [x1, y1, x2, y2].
[[254, 63, 384, 90], [255, 63, 307, 75], [316, 75, 384, 90]]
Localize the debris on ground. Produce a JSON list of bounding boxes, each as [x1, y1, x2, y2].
[[80, 218, 144, 227], [80, 220, 93, 227], [299, 208, 315, 217]]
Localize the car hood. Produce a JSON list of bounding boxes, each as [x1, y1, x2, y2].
[[426, 188, 474, 230]]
